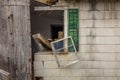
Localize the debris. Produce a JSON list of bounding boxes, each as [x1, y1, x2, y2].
[[35, 0, 58, 5], [0, 69, 10, 80], [32, 33, 52, 51]]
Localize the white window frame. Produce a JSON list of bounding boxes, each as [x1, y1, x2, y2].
[[51, 36, 79, 68], [34, 6, 68, 48]]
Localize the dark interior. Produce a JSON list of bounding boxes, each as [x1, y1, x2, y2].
[[51, 25, 63, 40], [30, 0, 64, 52]]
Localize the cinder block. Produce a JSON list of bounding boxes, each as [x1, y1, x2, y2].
[[102, 11, 118, 19], [96, 2, 105, 10], [80, 20, 120, 28], [117, 11, 120, 19], [116, 20, 120, 27], [103, 69, 120, 76], [34, 69, 44, 77], [44, 77, 83, 80], [79, 20, 93, 27], [88, 61, 120, 69], [88, 77, 118, 80], [104, 20, 118, 27], [79, 28, 120, 36], [35, 54, 55, 61], [34, 69, 79, 77], [104, 11, 112, 19], [79, 36, 120, 45], [115, 2, 120, 10], [95, 20, 105, 27], [34, 69, 120, 77], [94, 11, 104, 20], [79, 45, 120, 53], [34, 61, 44, 70], [79, 53, 120, 61], [67, 61, 120, 69], [79, 11, 93, 20], [79, 2, 90, 11], [44, 61, 58, 68], [34, 52, 120, 61]]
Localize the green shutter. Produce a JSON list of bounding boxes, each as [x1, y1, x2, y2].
[[68, 9, 79, 51]]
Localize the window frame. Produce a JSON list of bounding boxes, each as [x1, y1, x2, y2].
[[34, 7, 79, 51]]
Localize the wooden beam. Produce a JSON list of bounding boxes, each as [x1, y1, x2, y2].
[[34, 6, 68, 11], [0, 0, 32, 80], [34, 6, 79, 11], [0, 69, 10, 80], [35, 0, 58, 5], [35, 0, 52, 5]]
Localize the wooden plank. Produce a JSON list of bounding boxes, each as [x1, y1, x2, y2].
[[0, 0, 31, 80], [32, 33, 52, 50], [34, 6, 79, 11], [0, 69, 10, 80], [0, 0, 9, 72], [34, 6, 68, 11], [35, 0, 52, 5]]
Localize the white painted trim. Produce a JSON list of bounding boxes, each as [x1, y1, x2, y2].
[[34, 6, 68, 11], [64, 10, 68, 39], [51, 36, 79, 68], [64, 9, 68, 50], [34, 6, 79, 11], [34, 6, 69, 51]]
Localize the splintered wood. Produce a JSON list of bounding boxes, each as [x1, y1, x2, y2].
[[0, 69, 10, 80], [32, 33, 52, 50], [35, 0, 58, 5]]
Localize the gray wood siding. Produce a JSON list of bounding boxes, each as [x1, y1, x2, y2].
[[0, 0, 31, 80]]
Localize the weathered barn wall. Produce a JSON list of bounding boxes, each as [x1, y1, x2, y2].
[[0, 0, 31, 80], [34, 0, 120, 80]]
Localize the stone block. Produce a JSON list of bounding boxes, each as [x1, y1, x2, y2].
[[79, 36, 120, 45]]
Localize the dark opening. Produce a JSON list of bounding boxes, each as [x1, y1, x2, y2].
[[35, 77, 44, 80], [51, 25, 63, 41], [30, 7, 64, 52]]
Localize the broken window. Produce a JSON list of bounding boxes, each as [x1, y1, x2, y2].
[[31, 9, 64, 52], [51, 36, 79, 68], [31, 7, 79, 53], [31, 0, 79, 52]]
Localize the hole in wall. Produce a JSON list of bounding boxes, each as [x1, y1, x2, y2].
[[35, 77, 44, 80]]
